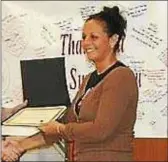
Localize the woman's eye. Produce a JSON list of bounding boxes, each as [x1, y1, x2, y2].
[[91, 35, 98, 40], [82, 34, 98, 41], [82, 35, 86, 40]]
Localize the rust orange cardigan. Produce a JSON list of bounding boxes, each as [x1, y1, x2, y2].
[[61, 66, 138, 161]]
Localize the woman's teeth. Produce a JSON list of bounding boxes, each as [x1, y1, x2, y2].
[[86, 48, 95, 53]]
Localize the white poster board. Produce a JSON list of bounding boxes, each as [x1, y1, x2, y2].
[[2, 0, 167, 139]]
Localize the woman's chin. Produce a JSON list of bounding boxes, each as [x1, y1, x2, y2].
[[87, 53, 96, 62]]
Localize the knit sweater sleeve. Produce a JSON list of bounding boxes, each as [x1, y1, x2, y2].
[[60, 68, 136, 143]]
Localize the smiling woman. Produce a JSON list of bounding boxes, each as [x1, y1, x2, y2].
[[81, 6, 127, 73], [82, 20, 113, 64], [2, 6, 139, 162]]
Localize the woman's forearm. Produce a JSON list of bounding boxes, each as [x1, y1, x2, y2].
[[19, 132, 46, 151], [18, 132, 60, 151]]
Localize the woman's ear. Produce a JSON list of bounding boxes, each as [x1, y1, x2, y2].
[[109, 34, 119, 48]]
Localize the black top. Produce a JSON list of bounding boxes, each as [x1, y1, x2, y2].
[[75, 61, 127, 115], [85, 61, 126, 92]]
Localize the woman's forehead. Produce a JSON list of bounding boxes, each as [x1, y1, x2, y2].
[[82, 19, 106, 34]]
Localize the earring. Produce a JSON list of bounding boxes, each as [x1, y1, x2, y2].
[[110, 34, 119, 48], [110, 42, 114, 49]]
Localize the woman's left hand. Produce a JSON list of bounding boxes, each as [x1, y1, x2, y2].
[[38, 121, 65, 137]]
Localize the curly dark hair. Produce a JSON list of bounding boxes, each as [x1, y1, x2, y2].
[[86, 6, 127, 53]]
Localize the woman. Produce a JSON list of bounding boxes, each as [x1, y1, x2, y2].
[[3, 6, 138, 162]]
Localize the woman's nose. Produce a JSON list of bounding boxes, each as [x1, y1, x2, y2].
[[83, 36, 92, 46]]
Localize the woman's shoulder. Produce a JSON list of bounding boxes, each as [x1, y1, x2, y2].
[[101, 65, 138, 93], [106, 65, 136, 82], [114, 65, 134, 74]]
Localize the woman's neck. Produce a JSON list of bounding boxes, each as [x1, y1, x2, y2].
[[95, 57, 118, 74]]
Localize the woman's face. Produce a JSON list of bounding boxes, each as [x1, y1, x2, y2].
[[82, 19, 112, 63]]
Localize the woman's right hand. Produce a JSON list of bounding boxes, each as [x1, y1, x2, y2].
[[2, 139, 25, 162], [38, 121, 65, 136], [38, 121, 65, 144]]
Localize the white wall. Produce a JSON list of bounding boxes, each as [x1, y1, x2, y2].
[[2, 0, 167, 139]]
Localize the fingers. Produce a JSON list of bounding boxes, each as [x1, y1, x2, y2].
[[37, 122, 65, 145], [3, 151, 19, 162], [38, 126, 46, 133], [38, 121, 64, 137], [23, 99, 28, 107], [39, 121, 57, 132], [2, 142, 21, 162], [38, 123, 49, 133], [8, 140, 25, 153], [2, 140, 25, 162], [2, 140, 10, 148], [13, 99, 28, 110], [19, 99, 28, 108], [2, 154, 17, 162]]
